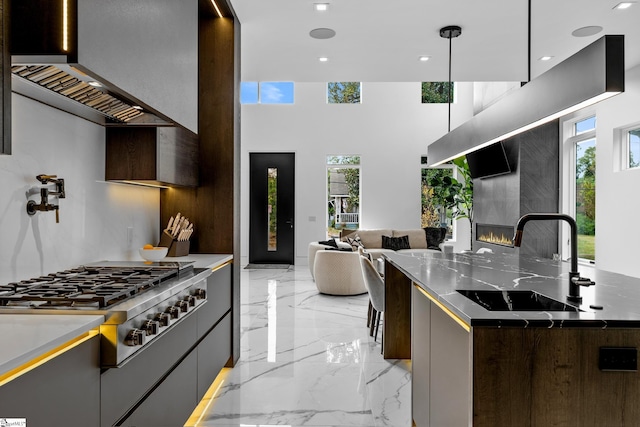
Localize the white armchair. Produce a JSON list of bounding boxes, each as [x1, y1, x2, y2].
[[313, 250, 367, 296]]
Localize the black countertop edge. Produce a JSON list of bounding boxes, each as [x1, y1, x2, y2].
[[383, 251, 640, 328], [468, 319, 640, 328]]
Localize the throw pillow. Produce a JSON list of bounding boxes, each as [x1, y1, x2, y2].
[[424, 227, 447, 250], [381, 235, 411, 250], [347, 236, 365, 250], [324, 247, 354, 252], [336, 241, 353, 250], [318, 239, 338, 248]]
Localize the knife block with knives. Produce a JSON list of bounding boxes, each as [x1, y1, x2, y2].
[[158, 213, 193, 257]]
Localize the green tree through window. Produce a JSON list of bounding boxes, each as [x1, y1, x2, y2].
[[570, 116, 596, 261], [576, 140, 596, 259], [327, 82, 361, 104], [422, 82, 454, 103]]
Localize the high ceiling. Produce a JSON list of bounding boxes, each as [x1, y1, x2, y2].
[[228, 0, 640, 83]]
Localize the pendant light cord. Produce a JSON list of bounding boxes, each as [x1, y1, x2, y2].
[[448, 34, 452, 132], [528, 0, 531, 83], [440, 25, 461, 133]]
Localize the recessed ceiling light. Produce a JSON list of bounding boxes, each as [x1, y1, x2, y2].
[[132, 105, 143, 110], [613, 1, 636, 9], [539, 56, 553, 61], [318, 57, 329, 62], [309, 28, 336, 39], [418, 56, 430, 62], [314, 3, 329, 11], [88, 81, 103, 87], [571, 26, 603, 37]]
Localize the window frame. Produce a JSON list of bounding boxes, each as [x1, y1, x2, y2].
[[616, 122, 640, 171], [240, 81, 295, 104], [326, 82, 362, 104], [326, 155, 362, 238], [420, 161, 458, 242], [561, 111, 596, 264], [421, 81, 457, 104], [626, 128, 640, 169]]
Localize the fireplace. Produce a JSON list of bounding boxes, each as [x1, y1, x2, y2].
[[476, 223, 514, 247]]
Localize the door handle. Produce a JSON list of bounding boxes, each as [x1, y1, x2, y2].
[[285, 219, 294, 229]]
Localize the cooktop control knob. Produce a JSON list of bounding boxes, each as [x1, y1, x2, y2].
[[184, 295, 197, 307], [143, 320, 160, 336], [124, 329, 145, 346], [154, 312, 171, 327], [194, 288, 206, 300], [177, 300, 189, 313], [166, 306, 180, 319]]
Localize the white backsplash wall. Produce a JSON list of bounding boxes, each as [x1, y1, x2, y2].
[[0, 93, 160, 283]]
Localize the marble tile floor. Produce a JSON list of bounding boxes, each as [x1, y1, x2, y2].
[[195, 266, 412, 427]]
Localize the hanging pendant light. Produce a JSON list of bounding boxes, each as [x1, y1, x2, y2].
[[439, 25, 462, 133], [427, 34, 624, 166]]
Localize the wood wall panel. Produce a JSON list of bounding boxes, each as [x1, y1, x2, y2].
[[160, 17, 235, 253], [473, 327, 640, 427], [160, 11, 241, 364]]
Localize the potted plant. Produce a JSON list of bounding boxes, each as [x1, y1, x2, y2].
[[427, 157, 473, 249]]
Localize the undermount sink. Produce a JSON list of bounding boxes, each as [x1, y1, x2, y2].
[[457, 290, 583, 312]]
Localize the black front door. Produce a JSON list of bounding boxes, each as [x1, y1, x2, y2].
[[249, 153, 295, 264]]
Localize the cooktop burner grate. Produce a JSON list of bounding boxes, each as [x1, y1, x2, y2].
[[0, 266, 179, 308]]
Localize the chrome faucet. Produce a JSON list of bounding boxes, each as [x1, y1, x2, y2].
[[513, 213, 594, 303], [26, 174, 66, 223]]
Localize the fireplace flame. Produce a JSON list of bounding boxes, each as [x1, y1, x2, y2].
[[478, 232, 513, 246]]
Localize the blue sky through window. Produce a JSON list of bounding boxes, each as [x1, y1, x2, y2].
[[240, 82, 258, 104], [260, 82, 294, 104], [575, 116, 596, 134], [240, 81, 294, 104]]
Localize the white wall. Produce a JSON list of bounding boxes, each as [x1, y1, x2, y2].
[[0, 94, 160, 283], [590, 64, 640, 277], [240, 82, 474, 265]]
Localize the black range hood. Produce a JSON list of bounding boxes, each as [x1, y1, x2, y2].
[[10, 0, 198, 131]]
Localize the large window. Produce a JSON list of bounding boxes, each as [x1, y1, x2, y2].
[[327, 156, 361, 237], [565, 115, 596, 262], [327, 82, 361, 104], [421, 159, 455, 239]]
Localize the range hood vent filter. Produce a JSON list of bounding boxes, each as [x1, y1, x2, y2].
[[12, 65, 145, 123]]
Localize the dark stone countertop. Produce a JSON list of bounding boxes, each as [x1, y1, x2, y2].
[[383, 251, 640, 328]]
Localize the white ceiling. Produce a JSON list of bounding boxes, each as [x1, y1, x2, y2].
[[228, 0, 640, 83]]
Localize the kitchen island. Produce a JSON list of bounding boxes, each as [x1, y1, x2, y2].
[[383, 251, 640, 427]]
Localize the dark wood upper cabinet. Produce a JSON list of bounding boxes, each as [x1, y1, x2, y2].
[[1, 0, 10, 155], [106, 127, 199, 188]]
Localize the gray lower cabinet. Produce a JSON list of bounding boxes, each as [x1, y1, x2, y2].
[[197, 264, 232, 339], [197, 263, 232, 399], [101, 315, 198, 427], [123, 351, 198, 427], [103, 263, 233, 427], [412, 285, 471, 427], [0, 334, 101, 427], [198, 312, 231, 399]]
